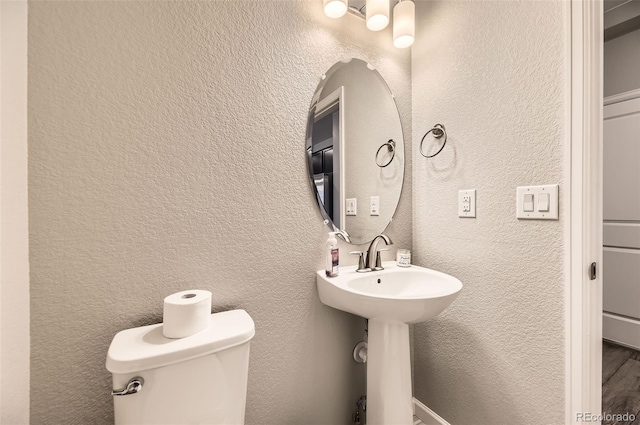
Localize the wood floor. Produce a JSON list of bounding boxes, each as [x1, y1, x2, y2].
[[603, 340, 640, 425]]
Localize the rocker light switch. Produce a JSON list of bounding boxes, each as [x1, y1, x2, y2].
[[346, 198, 357, 216], [516, 185, 558, 220], [538, 193, 550, 212], [523, 194, 534, 212]]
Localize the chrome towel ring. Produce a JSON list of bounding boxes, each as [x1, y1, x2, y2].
[[419, 124, 447, 158], [375, 139, 396, 167]]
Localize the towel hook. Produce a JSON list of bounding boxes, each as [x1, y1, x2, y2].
[[419, 124, 447, 158]]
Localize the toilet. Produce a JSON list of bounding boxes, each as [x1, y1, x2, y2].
[[106, 309, 255, 425]]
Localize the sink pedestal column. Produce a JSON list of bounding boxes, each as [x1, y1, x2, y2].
[[367, 319, 413, 425]]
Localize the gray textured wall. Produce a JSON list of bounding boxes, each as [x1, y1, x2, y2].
[[604, 29, 640, 97], [28, 2, 411, 424], [411, 1, 566, 424]]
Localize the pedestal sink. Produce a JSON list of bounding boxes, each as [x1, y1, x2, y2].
[[316, 262, 462, 425]]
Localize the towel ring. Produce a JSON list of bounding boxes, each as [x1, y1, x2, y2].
[[419, 124, 447, 158], [375, 139, 396, 167]]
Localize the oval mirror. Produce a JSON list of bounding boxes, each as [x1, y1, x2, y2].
[[306, 58, 404, 245]]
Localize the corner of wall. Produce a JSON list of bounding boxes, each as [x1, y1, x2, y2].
[[410, 1, 568, 424], [0, 0, 30, 423]]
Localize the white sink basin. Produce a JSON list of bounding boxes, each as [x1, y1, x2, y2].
[[316, 261, 462, 425], [316, 262, 462, 324]]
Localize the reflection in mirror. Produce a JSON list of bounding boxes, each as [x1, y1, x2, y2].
[[306, 59, 404, 245]]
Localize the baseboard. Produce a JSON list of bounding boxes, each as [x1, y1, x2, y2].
[[603, 313, 640, 351], [413, 398, 450, 425]]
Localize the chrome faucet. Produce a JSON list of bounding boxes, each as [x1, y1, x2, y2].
[[351, 234, 393, 272], [366, 234, 392, 270]]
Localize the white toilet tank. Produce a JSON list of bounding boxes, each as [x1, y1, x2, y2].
[[106, 309, 255, 425]]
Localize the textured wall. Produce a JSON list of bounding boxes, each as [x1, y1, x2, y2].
[[28, 2, 411, 424], [604, 29, 640, 97], [411, 2, 566, 424]]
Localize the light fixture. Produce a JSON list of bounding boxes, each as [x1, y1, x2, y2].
[[366, 0, 389, 31], [393, 0, 415, 48], [322, 0, 415, 49], [323, 0, 348, 18]]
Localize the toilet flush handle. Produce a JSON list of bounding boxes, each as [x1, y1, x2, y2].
[[111, 377, 144, 396]]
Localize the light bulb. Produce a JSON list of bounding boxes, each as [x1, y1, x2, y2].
[[366, 0, 389, 31], [393, 0, 415, 48], [323, 0, 348, 18]]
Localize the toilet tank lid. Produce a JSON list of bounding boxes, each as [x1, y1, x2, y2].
[[106, 309, 255, 374]]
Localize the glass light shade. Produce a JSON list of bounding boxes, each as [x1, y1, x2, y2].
[[366, 0, 389, 31], [323, 0, 348, 18], [393, 0, 415, 48]]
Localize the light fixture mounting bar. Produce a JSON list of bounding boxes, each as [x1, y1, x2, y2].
[[347, 0, 401, 19]]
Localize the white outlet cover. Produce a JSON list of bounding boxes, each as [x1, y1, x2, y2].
[[458, 189, 476, 218], [370, 196, 380, 216]]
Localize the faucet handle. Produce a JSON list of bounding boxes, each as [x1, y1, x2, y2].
[[373, 249, 390, 271], [349, 251, 369, 273]]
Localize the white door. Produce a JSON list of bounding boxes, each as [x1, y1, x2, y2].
[[603, 95, 640, 349]]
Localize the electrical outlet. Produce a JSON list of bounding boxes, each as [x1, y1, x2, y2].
[[370, 196, 380, 216], [458, 189, 476, 218]]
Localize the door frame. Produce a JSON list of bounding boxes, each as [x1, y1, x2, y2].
[[567, 0, 603, 423], [315, 86, 346, 229]]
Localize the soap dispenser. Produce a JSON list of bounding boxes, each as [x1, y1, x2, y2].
[[326, 232, 339, 277]]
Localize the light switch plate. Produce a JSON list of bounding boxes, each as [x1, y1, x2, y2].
[[516, 184, 559, 220], [346, 198, 357, 216], [458, 189, 476, 218]]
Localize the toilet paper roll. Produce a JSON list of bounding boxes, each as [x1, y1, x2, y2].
[[162, 290, 212, 339]]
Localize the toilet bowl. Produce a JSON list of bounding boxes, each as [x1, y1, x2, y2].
[[106, 309, 255, 425]]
